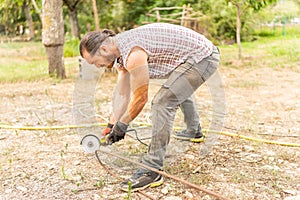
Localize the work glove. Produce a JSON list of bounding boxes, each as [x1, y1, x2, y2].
[[107, 121, 128, 144], [102, 123, 114, 136]]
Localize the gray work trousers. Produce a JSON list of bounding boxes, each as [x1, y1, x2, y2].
[[179, 95, 200, 133], [142, 46, 220, 170]]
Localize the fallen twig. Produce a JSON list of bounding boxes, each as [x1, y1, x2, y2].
[[75, 187, 101, 193]]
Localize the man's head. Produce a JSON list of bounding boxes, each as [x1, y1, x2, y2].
[[79, 30, 119, 68]]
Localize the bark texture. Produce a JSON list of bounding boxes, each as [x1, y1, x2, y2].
[[42, 0, 66, 78]]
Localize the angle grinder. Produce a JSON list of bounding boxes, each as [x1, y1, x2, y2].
[[81, 134, 109, 153]]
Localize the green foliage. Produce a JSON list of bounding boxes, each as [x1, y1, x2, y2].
[[61, 166, 67, 180], [214, 1, 237, 42], [126, 181, 132, 200], [64, 35, 80, 57], [94, 178, 105, 188], [256, 29, 276, 37], [0, 0, 26, 35], [150, 0, 197, 7], [248, 0, 274, 11], [122, 0, 155, 28], [76, 2, 94, 33], [0, 0, 42, 37], [226, 0, 278, 11], [194, 0, 257, 43]]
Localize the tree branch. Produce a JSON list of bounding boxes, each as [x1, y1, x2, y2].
[[31, 0, 42, 21]]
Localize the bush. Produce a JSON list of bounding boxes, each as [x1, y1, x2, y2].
[[256, 30, 275, 37], [64, 36, 80, 57]]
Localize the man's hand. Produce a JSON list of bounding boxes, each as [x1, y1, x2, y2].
[[102, 123, 114, 136], [107, 121, 128, 144]]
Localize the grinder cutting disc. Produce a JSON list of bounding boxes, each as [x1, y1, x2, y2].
[[81, 134, 100, 153]]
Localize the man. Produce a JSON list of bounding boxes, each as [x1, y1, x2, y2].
[[79, 23, 220, 191]]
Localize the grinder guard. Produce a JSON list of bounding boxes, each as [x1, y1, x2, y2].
[[81, 134, 101, 153]]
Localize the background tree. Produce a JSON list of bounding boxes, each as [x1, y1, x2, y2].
[[42, 0, 66, 78], [92, 0, 100, 31], [122, 0, 155, 28], [0, 0, 26, 35], [22, 0, 35, 39], [31, 0, 42, 21], [63, 0, 82, 38], [0, 0, 42, 38], [226, 0, 277, 59], [196, 0, 237, 43]]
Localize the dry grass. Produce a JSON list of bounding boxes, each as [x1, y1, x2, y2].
[[1, 65, 299, 199]]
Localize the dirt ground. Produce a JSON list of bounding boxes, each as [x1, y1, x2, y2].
[[0, 61, 299, 200]]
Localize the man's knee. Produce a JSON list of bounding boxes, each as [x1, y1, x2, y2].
[[151, 87, 178, 108]]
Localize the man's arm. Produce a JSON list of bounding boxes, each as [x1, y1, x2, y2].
[[106, 47, 149, 144], [119, 47, 149, 124], [109, 67, 131, 124]]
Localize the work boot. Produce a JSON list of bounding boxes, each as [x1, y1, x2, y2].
[[120, 169, 164, 192], [173, 124, 204, 143]]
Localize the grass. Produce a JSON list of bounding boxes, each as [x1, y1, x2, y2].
[[231, 80, 264, 88], [0, 40, 79, 83], [0, 42, 48, 82], [220, 25, 300, 70]]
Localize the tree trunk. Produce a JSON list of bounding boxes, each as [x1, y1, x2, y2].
[[91, 0, 100, 31], [45, 45, 65, 77], [42, 0, 66, 79], [236, 4, 242, 60], [68, 9, 80, 38], [22, 0, 35, 39], [63, 0, 81, 38]]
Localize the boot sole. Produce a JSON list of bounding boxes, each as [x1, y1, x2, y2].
[[120, 177, 164, 192], [173, 135, 204, 143]]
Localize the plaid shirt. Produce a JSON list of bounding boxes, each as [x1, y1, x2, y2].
[[115, 23, 213, 78]]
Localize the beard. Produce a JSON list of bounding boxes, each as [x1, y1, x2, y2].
[[105, 52, 117, 68], [106, 62, 114, 68]]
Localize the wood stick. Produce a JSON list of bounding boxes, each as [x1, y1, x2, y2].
[[96, 148, 230, 200]]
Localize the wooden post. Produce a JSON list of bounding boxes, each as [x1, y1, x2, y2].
[[236, 3, 242, 60], [181, 4, 186, 26], [156, 10, 160, 22], [184, 4, 191, 27], [142, 5, 202, 28], [92, 0, 100, 31]]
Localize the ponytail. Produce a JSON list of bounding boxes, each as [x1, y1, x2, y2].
[[102, 29, 116, 37]]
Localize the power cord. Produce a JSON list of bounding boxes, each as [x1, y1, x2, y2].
[[126, 129, 149, 147]]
